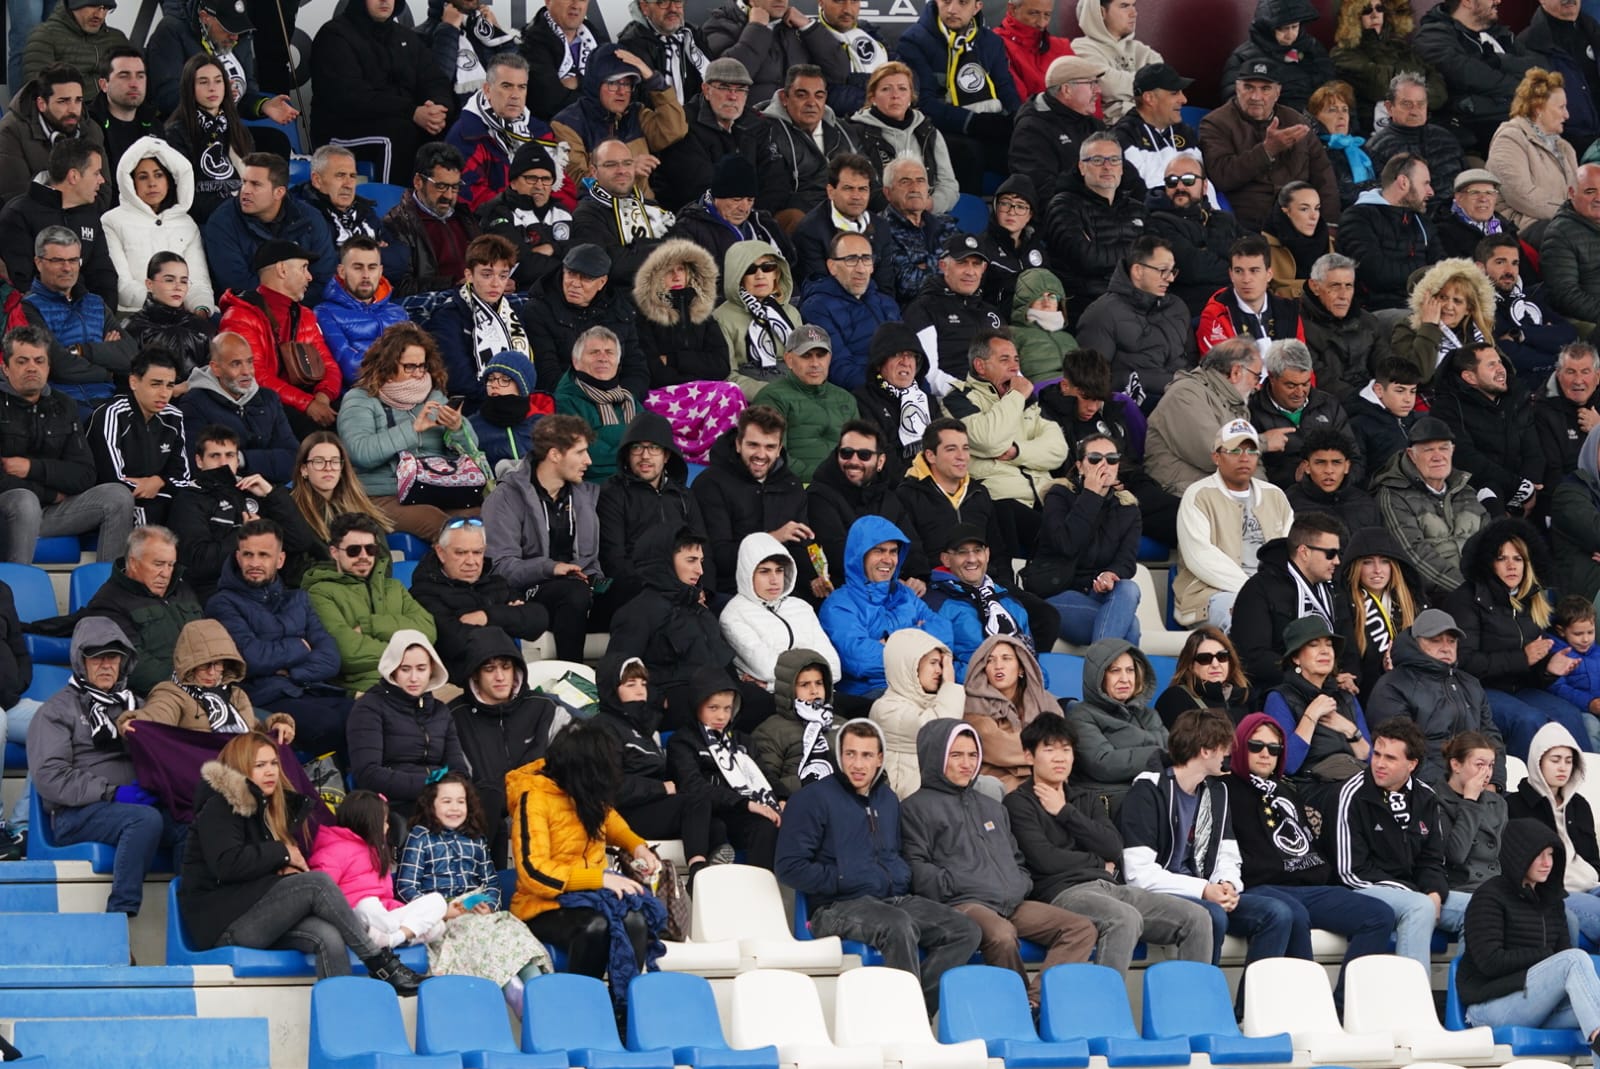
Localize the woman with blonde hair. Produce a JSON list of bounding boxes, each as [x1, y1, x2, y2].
[[290, 432, 393, 545], [1390, 258, 1496, 383], [1154, 626, 1254, 728], [1330, 0, 1442, 125], [1487, 69, 1577, 236], [1342, 526, 1422, 702], [847, 62, 959, 215]]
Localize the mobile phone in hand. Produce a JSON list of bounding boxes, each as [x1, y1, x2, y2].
[[448, 395, 466, 410]]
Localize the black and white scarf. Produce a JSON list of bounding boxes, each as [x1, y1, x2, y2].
[[950, 573, 1026, 645], [882, 377, 931, 449], [656, 26, 709, 103], [452, 11, 520, 94], [194, 109, 240, 188], [545, 7, 599, 81], [462, 88, 535, 159], [180, 681, 250, 733], [573, 369, 638, 426], [940, 19, 1000, 110], [70, 676, 134, 748], [1249, 775, 1321, 869], [703, 725, 777, 806], [1433, 320, 1483, 369], [462, 282, 530, 378], [1289, 565, 1335, 629], [585, 182, 674, 244], [792, 698, 835, 784], [738, 289, 791, 369], [818, 15, 888, 73]]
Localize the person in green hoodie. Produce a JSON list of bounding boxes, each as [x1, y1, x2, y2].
[[1009, 268, 1078, 382], [754, 324, 859, 483], [302, 513, 438, 693]]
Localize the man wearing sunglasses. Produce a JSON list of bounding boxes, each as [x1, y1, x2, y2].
[[1113, 63, 1218, 208], [1144, 155, 1243, 317], [1230, 510, 1360, 690]]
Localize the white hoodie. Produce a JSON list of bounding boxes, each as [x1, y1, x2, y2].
[[100, 135, 216, 314], [719, 532, 842, 689], [1524, 721, 1600, 893], [1070, 0, 1165, 123]]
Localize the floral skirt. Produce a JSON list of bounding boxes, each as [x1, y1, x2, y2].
[[428, 909, 553, 987], [644, 381, 747, 464]]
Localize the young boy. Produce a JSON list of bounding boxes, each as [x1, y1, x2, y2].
[[753, 650, 838, 799], [666, 668, 783, 869], [1550, 596, 1600, 729], [1352, 358, 1423, 471]]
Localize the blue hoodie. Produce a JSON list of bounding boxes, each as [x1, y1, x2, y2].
[[818, 515, 953, 695]]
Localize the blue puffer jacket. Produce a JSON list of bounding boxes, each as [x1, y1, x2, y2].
[[896, 1, 1021, 138], [202, 196, 338, 305], [818, 514, 954, 695], [798, 275, 902, 392], [204, 558, 343, 706], [923, 568, 1032, 682], [316, 275, 411, 390]]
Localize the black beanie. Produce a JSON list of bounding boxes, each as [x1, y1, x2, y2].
[[711, 154, 760, 199], [511, 141, 557, 179], [868, 322, 925, 373]]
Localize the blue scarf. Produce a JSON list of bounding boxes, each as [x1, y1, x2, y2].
[[556, 889, 667, 1004], [1322, 132, 1374, 184]]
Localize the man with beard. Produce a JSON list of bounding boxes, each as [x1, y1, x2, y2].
[[598, 409, 708, 592], [293, 145, 412, 291], [477, 142, 572, 291], [86, 46, 155, 185], [811, 0, 891, 114], [204, 153, 338, 303], [808, 420, 926, 600], [205, 518, 349, 760], [419, 0, 520, 107], [446, 52, 567, 215], [0, 64, 105, 206], [1298, 253, 1389, 408], [570, 139, 675, 290], [1475, 234, 1575, 378], [178, 332, 299, 484], [617, 0, 712, 106], [1337, 153, 1441, 311], [409, 518, 550, 684], [0, 138, 115, 307], [1430, 342, 1544, 516], [1144, 155, 1241, 318], [384, 142, 481, 294], [692, 404, 813, 596], [167, 424, 319, 601], [1533, 341, 1600, 491], [316, 237, 411, 388]]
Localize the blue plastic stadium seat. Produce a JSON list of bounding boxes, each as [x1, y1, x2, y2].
[[791, 888, 882, 964], [25, 787, 175, 873], [1147, 655, 1178, 695], [13, 1016, 270, 1069], [310, 977, 459, 1069], [0, 562, 70, 663], [628, 973, 780, 1069], [387, 533, 429, 561], [938, 965, 1090, 1068], [952, 193, 989, 234], [1180, 105, 1210, 128], [1142, 961, 1292, 1064], [685, 463, 706, 486], [1038, 653, 1084, 702], [363, 183, 407, 217], [68, 561, 113, 612], [391, 560, 419, 588], [417, 976, 565, 1069], [1136, 537, 1172, 562], [10, 664, 71, 769], [242, 116, 303, 154], [521, 974, 674, 1069], [1445, 957, 1587, 1056], [31, 535, 81, 565], [0, 910, 129, 965], [1040, 964, 1191, 1066]]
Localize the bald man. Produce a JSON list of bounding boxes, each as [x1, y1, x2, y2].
[[178, 332, 302, 483], [568, 138, 675, 288]]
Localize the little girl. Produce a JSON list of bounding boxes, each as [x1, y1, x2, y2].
[[398, 773, 552, 1011], [310, 790, 448, 950]]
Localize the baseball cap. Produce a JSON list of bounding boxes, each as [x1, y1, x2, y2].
[[942, 523, 988, 553], [785, 324, 832, 355], [1214, 418, 1259, 449], [199, 0, 252, 32], [1412, 609, 1465, 639], [942, 232, 989, 262], [1133, 62, 1193, 95], [1239, 58, 1282, 84]]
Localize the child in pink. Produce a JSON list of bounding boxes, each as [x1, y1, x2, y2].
[[310, 789, 447, 948]]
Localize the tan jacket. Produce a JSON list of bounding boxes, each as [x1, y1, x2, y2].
[[1486, 116, 1578, 231], [945, 375, 1069, 506], [1173, 472, 1295, 624], [120, 619, 290, 735], [550, 87, 688, 202]]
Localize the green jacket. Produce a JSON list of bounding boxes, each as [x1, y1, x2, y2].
[[1009, 268, 1078, 381], [553, 372, 626, 484], [302, 557, 438, 692], [336, 386, 479, 499], [23, 5, 131, 99], [754, 372, 858, 483]]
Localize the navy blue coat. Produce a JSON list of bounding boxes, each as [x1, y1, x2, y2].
[[422, 288, 535, 410], [202, 196, 338, 306], [176, 380, 300, 485], [774, 763, 912, 907], [798, 275, 903, 392], [896, 1, 1020, 138], [205, 559, 343, 706]]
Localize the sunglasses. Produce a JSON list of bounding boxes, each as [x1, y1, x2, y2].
[[838, 447, 879, 460], [339, 543, 380, 557], [1304, 545, 1342, 560], [1164, 173, 1202, 188], [1246, 740, 1285, 755], [745, 262, 781, 276], [1361, 3, 1384, 12], [1083, 452, 1121, 465], [1193, 650, 1231, 666], [444, 517, 484, 530]]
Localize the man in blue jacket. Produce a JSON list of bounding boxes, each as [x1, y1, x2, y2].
[[818, 514, 953, 696], [923, 523, 1034, 681], [775, 717, 980, 1012], [798, 230, 901, 392], [203, 152, 338, 304], [316, 236, 410, 389]]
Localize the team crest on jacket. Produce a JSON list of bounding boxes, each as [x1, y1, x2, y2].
[[1027, 250, 1043, 266]]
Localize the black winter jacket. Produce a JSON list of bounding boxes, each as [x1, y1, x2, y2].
[[591, 651, 674, 809], [1298, 287, 1389, 407], [664, 669, 766, 811], [701, 2, 836, 106], [1429, 369, 1544, 505], [1223, 741, 1334, 887], [1231, 538, 1360, 689], [165, 470, 318, 602], [1412, 4, 1536, 132], [1458, 819, 1571, 1007], [122, 298, 214, 383], [1366, 631, 1505, 788], [902, 276, 1005, 380], [524, 267, 646, 396], [1285, 477, 1383, 536], [1336, 196, 1442, 311], [1248, 386, 1366, 489], [1364, 119, 1464, 214], [1008, 91, 1103, 201], [635, 288, 732, 388], [347, 678, 466, 816], [1507, 780, 1600, 872], [1443, 520, 1558, 692], [1026, 477, 1139, 597], [806, 453, 924, 587], [1143, 194, 1243, 317], [607, 525, 735, 687], [77, 564, 202, 696], [408, 552, 550, 684], [1004, 776, 1126, 903], [895, 469, 1005, 584], [1069, 260, 1191, 406], [0, 579, 30, 709], [1220, 0, 1334, 114], [691, 427, 810, 594], [1044, 170, 1149, 314], [519, 11, 610, 120], [1532, 384, 1599, 490], [852, 375, 948, 481], [597, 411, 708, 583], [0, 382, 96, 504], [308, 1, 453, 163], [0, 179, 117, 309]]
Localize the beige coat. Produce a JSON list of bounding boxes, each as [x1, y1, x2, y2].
[[122, 620, 291, 736], [550, 87, 688, 202], [870, 629, 966, 798], [1173, 472, 1295, 624], [1486, 116, 1578, 230]]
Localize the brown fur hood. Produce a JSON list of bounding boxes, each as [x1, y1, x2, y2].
[[201, 760, 260, 817], [632, 239, 719, 327]]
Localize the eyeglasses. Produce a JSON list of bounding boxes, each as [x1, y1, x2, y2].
[[1135, 261, 1179, 279], [1164, 173, 1202, 188], [443, 517, 484, 530], [1082, 155, 1123, 167], [838, 447, 879, 460], [1082, 452, 1121, 465], [995, 198, 1031, 213], [829, 254, 875, 266], [305, 456, 343, 470], [745, 262, 781, 276], [1218, 446, 1261, 456], [1192, 650, 1231, 666], [339, 543, 380, 557], [1304, 545, 1342, 560], [706, 81, 750, 93], [516, 173, 556, 186], [630, 443, 665, 456], [1245, 740, 1285, 755], [399, 360, 428, 374], [38, 255, 81, 266], [419, 176, 462, 193]]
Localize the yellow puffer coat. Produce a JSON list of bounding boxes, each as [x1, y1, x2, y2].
[[507, 759, 646, 920]]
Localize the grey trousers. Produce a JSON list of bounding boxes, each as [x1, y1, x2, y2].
[[0, 483, 134, 564], [215, 871, 381, 978], [809, 894, 983, 1013], [1050, 879, 1215, 976]]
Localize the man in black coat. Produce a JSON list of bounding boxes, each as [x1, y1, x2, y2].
[[1435, 170, 1522, 261], [1143, 156, 1243, 317], [1336, 153, 1442, 311], [409, 519, 550, 684], [789, 153, 895, 290], [0, 139, 115, 308], [598, 410, 708, 589], [1230, 512, 1360, 691], [1413, 0, 1535, 154], [1247, 339, 1366, 489], [1284, 429, 1383, 535], [525, 244, 648, 396], [1009, 55, 1106, 200], [1476, 233, 1577, 378], [1299, 253, 1390, 408], [690, 405, 812, 596], [1429, 342, 1545, 515], [1044, 132, 1149, 317], [896, 418, 1011, 585], [1363, 73, 1463, 214], [1532, 339, 1600, 493], [651, 57, 770, 213], [807, 423, 927, 601], [520, 0, 612, 122], [902, 234, 1005, 383]]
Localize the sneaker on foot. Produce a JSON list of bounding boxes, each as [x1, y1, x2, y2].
[[711, 843, 736, 865]]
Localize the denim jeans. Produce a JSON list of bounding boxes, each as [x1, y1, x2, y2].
[[810, 895, 983, 1012], [50, 800, 185, 915], [1196, 890, 1299, 965], [1561, 885, 1600, 947], [1047, 582, 1141, 647], [1248, 884, 1397, 963], [216, 871, 380, 978], [1, 698, 38, 828], [1208, 592, 1238, 631], [1486, 688, 1597, 760], [1354, 885, 1469, 970], [5, 0, 54, 91], [1048, 880, 1211, 976], [0, 483, 134, 564], [1465, 947, 1600, 1036]]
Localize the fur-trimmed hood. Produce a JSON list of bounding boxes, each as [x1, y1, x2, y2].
[[1407, 256, 1496, 340], [632, 238, 719, 327], [1459, 516, 1554, 595], [200, 759, 261, 817]]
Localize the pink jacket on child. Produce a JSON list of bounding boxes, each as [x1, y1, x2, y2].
[[308, 826, 401, 910]]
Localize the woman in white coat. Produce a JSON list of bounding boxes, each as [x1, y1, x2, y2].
[[721, 532, 842, 691], [101, 135, 216, 315], [869, 628, 966, 798]]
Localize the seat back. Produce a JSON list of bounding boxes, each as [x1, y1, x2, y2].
[[0, 563, 57, 623], [522, 973, 625, 1053], [1444, 958, 1469, 1030], [1343, 955, 1445, 1036], [938, 965, 1040, 1045], [1040, 964, 1139, 1041], [730, 969, 833, 1048], [691, 865, 791, 943], [416, 975, 521, 1055], [1506, 755, 1528, 792], [390, 560, 418, 588], [834, 967, 935, 1046], [1241, 957, 1343, 1037], [1038, 653, 1085, 702], [24, 663, 70, 701], [1142, 960, 1242, 1039], [68, 561, 112, 612], [309, 976, 412, 1059], [628, 972, 729, 1052]]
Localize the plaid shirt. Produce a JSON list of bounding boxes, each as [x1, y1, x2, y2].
[[396, 826, 496, 902]]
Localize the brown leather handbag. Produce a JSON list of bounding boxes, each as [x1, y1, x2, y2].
[[246, 291, 324, 392]]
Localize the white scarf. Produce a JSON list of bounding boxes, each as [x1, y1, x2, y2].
[[739, 289, 790, 369], [451, 10, 519, 95], [462, 87, 535, 160], [1434, 320, 1483, 368], [881, 375, 930, 448], [545, 7, 598, 81], [818, 15, 888, 74], [703, 725, 777, 806], [1026, 307, 1065, 332], [462, 282, 530, 378]]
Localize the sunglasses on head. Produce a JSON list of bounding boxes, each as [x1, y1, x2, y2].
[[1246, 740, 1285, 755], [745, 261, 781, 276], [340, 543, 380, 557], [1164, 173, 1201, 188], [1193, 650, 1231, 666], [838, 447, 879, 460], [444, 517, 484, 530]]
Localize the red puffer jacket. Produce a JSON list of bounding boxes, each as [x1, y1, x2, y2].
[[217, 287, 341, 413]]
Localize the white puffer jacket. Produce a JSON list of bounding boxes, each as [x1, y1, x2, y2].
[[101, 134, 216, 314], [719, 531, 842, 690]]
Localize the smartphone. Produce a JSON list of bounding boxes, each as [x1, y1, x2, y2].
[[447, 395, 466, 411]]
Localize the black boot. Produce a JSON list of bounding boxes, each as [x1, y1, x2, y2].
[[362, 948, 424, 996]]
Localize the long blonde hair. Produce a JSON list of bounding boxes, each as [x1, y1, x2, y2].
[[1346, 554, 1419, 656], [1498, 534, 1553, 629], [216, 732, 293, 845], [289, 431, 393, 542]]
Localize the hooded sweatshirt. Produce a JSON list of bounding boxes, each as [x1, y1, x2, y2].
[[345, 630, 464, 812], [606, 524, 734, 691], [963, 633, 1060, 792], [711, 240, 803, 398], [1070, 0, 1164, 122], [721, 531, 842, 689], [100, 135, 216, 314], [753, 648, 839, 799], [28, 617, 140, 811], [664, 667, 776, 811], [870, 628, 967, 799], [591, 652, 673, 810], [597, 410, 707, 583], [1506, 720, 1600, 891], [1458, 818, 1571, 1008], [128, 618, 285, 736], [1065, 638, 1167, 801], [900, 718, 1033, 913], [1223, 712, 1333, 888], [1118, 761, 1241, 898]]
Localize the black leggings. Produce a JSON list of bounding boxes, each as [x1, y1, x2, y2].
[[532, 576, 640, 661], [619, 792, 714, 861], [528, 907, 648, 980]]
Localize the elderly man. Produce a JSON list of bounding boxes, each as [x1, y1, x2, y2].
[[755, 324, 859, 483], [29, 617, 184, 915], [526, 244, 647, 395], [1198, 58, 1339, 231], [1009, 55, 1107, 200], [384, 141, 480, 294], [0, 324, 133, 564], [1475, 233, 1575, 378], [1146, 336, 1261, 495], [1542, 165, 1600, 329], [293, 145, 412, 290], [1247, 338, 1365, 490], [1300, 252, 1389, 407], [1430, 342, 1544, 514], [0, 64, 104, 206], [617, 0, 713, 105], [1144, 154, 1242, 316], [1075, 234, 1193, 409], [1172, 418, 1294, 628], [1414, 0, 1535, 154], [204, 152, 338, 302], [653, 58, 769, 215], [1113, 63, 1210, 201], [881, 157, 958, 304], [19, 225, 133, 416], [569, 139, 674, 289], [1373, 416, 1490, 599], [445, 52, 564, 215], [1046, 132, 1148, 314], [758, 64, 858, 225], [1337, 154, 1440, 311], [791, 153, 892, 288], [799, 232, 901, 391], [1533, 341, 1600, 490], [554, 326, 639, 484], [1436, 169, 1522, 260], [1363, 73, 1463, 213], [409, 517, 550, 683], [77, 525, 203, 696], [666, 154, 791, 266], [903, 233, 1004, 385], [178, 333, 299, 484]]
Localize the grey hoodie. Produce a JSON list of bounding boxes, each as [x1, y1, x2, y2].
[[900, 717, 1032, 913], [27, 617, 140, 811], [1065, 638, 1168, 795], [183, 364, 259, 407]]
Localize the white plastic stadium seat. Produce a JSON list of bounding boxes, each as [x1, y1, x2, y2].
[[1505, 755, 1528, 792], [1242, 957, 1396, 1063], [832, 968, 987, 1069], [730, 969, 883, 1069], [691, 865, 843, 972], [1133, 565, 1190, 656], [1344, 956, 1494, 1061]]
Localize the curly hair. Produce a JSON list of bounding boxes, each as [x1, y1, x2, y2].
[[1510, 67, 1564, 121], [411, 772, 489, 841], [1307, 80, 1356, 118], [354, 322, 447, 396]]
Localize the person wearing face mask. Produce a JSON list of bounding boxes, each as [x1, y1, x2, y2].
[[1007, 268, 1077, 382], [346, 631, 462, 822], [466, 350, 543, 479], [1221, 0, 1334, 116]]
